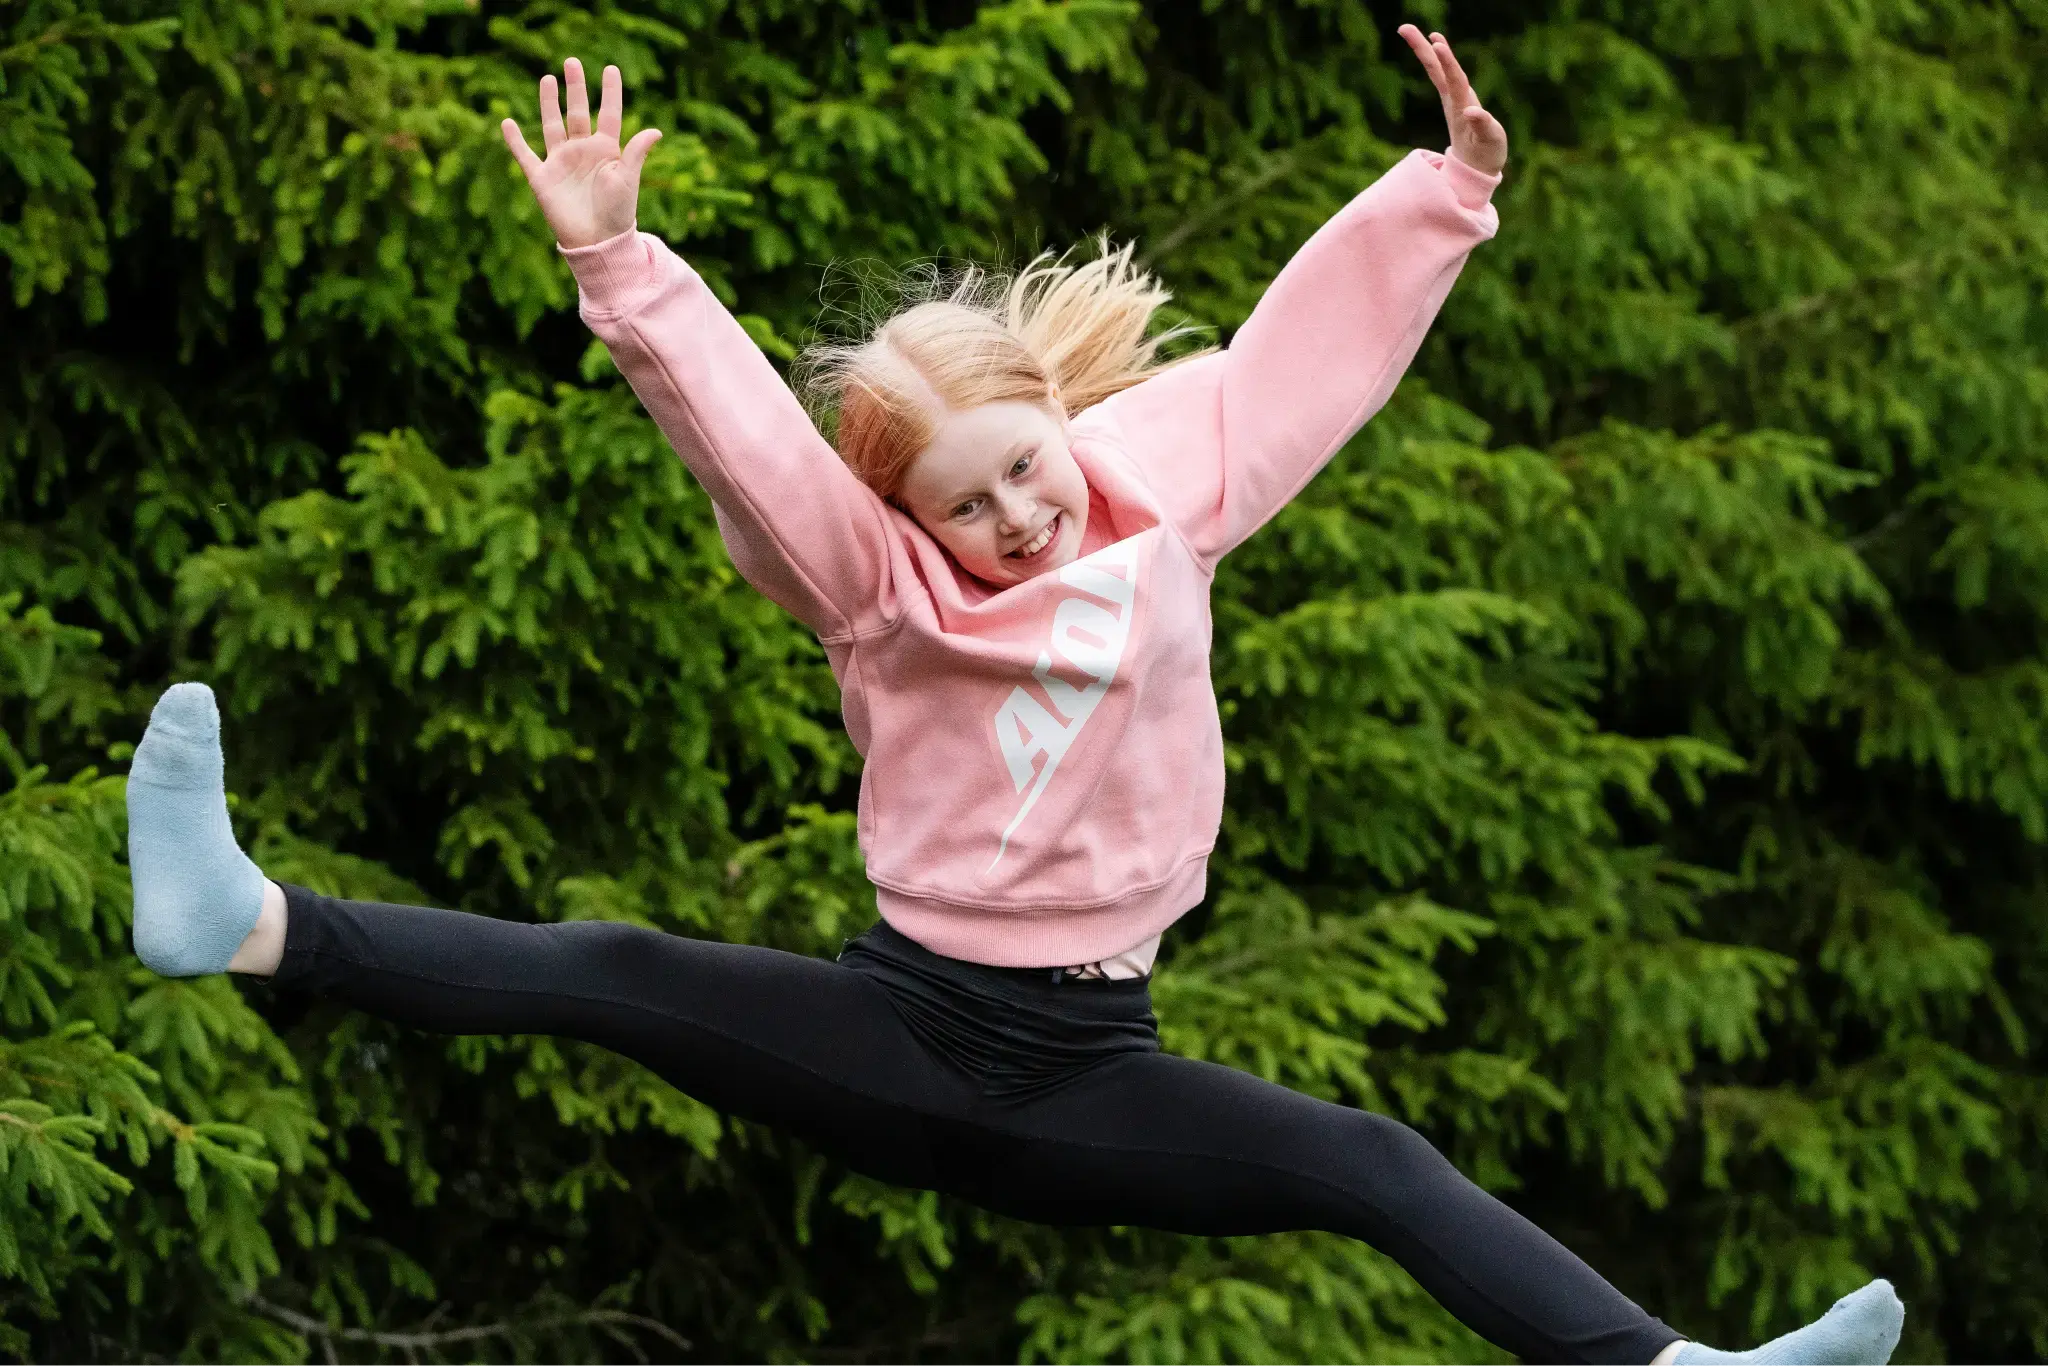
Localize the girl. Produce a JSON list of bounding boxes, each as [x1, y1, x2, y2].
[[125, 26, 1905, 1366]]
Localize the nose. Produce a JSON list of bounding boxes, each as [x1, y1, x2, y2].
[[993, 486, 1036, 533]]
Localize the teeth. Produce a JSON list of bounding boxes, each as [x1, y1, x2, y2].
[[1011, 518, 1057, 559]]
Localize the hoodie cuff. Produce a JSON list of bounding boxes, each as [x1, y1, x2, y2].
[[1438, 150, 1503, 212], [558, 226, 660, 315]]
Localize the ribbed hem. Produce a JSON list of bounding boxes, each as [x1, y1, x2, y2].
[[268, 881, 326, 991], [1439, 148, 1503, 211], [558, 227, 662, 314], [874, 856, 1207, 968]]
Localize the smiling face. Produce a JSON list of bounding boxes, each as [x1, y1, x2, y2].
[[895, 398, 1091, 587]]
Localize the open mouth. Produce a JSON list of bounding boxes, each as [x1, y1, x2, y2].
[[1007, 514, 1061, 563]]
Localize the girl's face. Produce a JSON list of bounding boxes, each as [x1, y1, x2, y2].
[[896, 399, 1091, 587]]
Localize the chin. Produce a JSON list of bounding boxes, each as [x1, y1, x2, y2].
[[1002, 550, 1071, 583]]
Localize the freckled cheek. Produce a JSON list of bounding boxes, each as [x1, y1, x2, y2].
[[1051, 461, 1087, 512], [961, 529, 1003, 571], [1067, 480, 1089, 514], [936, 526, 980, 568], [1018, 474, 1064, 518]]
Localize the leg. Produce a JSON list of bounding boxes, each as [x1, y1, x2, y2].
[[124, 681, 962, 1187], [972, 1050, 1679, 1366], [271, 885, 965, 1190], [229, 878, 288, 974], [970, 1052, 1902, 1365]]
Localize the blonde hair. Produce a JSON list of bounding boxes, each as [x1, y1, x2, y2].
[[797, 238, 1207, 497]]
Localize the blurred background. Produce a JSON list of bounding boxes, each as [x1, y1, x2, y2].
[[3, 0, 2045, 1360]]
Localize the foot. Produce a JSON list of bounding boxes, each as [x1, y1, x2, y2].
[[1674, 1280, 1904, 1365], [126, 682, 266, 976]]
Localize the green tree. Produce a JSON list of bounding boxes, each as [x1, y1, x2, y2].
[[2, 0, 2042, 1361]]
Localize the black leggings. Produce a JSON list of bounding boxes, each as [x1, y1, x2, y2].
[[271, 886, 1678, 1365]]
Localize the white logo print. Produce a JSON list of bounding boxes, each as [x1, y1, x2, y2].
[[989, 541, 1140, 870]]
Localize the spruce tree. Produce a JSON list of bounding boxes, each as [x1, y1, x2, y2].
[[2, 0, 2042, 1360]]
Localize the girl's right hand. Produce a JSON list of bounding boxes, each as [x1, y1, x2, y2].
[[502, 58, 662, 250]]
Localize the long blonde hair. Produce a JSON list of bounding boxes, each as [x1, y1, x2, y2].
[[797, 238, 1207, 497]]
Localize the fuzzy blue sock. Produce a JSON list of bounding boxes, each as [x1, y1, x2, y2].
[[1675, 1280, 1904, 1365], [126, 682, 264, 977]]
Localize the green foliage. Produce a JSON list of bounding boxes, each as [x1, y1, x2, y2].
[[3, 0, 2044, 1360]]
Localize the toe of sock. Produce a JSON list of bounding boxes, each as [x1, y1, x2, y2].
[[132, 684, 225, 790], [1835, 1280, 1905, 1363], [1831, 1280, 1902, 1323], [148, 682, 221, 738]]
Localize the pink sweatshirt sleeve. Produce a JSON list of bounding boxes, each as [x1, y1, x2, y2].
[[1091, 149, 1501, 566], [561, 229, 895, 640]]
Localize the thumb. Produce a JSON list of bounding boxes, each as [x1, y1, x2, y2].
[[1462, 108, 1506, 162], [501, 118, 546, 186], [621, 127, 662, 183]]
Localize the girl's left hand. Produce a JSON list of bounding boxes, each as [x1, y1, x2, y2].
[[1398, 25, 1508, 176]]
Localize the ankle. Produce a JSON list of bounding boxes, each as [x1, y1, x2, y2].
[[226, 880, 289, 976]]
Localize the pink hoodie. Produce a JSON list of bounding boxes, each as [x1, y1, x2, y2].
[[563, 149, 1501, 968]]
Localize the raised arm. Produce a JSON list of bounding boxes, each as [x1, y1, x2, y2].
[[1088, 28, 1506, 566], [504, 59, 893, 639], [560, 228, 894, 638]]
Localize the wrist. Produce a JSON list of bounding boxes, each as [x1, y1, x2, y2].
[[554, 212, 639, 252], [559, 225, 661, 313], [1449, 146, 1506, 176], [558, 222, 638, 252], [1438, 150, 1503, 211]]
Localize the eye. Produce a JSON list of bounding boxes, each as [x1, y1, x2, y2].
[[1009, 452, 1036, 478], [951, 498, 983, 520]]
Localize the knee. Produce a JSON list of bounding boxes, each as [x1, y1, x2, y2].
[[1349, 1109, 1462, 1187], [538, 918, 677, 983], [553, 916, 674, 956], [547, 918, 642, 950]]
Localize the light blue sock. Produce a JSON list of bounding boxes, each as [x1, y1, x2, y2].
[[1675, 1280, 1904, 1365], [126, 682, 264, 977]]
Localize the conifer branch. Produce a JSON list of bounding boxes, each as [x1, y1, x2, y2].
[[1140, 132, 1336, 269], [1847, 504, 1918, 553], [1733, 254, 1941, 334], [90, 1335, 182, 1366], [803, 1306, 1020, 1363], [241, 1294, 690, 1361], [1180, 918, 1374, 980], [0, 20, 84, 68]]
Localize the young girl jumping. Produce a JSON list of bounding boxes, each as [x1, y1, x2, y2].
[[124, 26, 1905, 1366]]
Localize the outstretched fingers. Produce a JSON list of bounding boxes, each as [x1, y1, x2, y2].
[[538, 72, 565, 153], [500, 118, 545, 183], [563, 57, 592, 139], [1398, 22, 1507, 172], [621, 126, 662, 180], [1398, 23, 1449, 97], [1429, 32, 1477, 111], [511, 54, 662, 228], [598, 64, 623, 142]]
